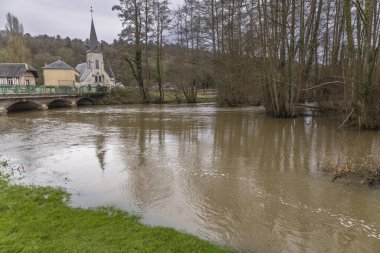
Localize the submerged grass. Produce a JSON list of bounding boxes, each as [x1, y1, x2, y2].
[[320, 155, 380, 186], [0, 164, 232, 252]]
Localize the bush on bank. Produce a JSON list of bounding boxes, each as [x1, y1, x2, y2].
[[320, 155, 380, 186]]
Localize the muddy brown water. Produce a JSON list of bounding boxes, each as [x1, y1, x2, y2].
[[1, 104, 380, 252]]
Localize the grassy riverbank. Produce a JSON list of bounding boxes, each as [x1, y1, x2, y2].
[[0, 177, 232, 252], [96, 87, 216, 105]]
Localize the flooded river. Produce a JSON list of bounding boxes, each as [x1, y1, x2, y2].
[[1, 104, 380, 252]]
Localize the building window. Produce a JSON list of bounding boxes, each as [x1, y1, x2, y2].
[[95, 76, 98, 82], [95, 60, 99, 69], [7, 78, 13, 85], [99, 76, 102, 82], [26, 80, 30, 85]]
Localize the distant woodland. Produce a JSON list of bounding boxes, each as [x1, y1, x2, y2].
[[2, 0, 380, 129]]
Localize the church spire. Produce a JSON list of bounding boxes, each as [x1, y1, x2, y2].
[[89, 6, 100, 52]]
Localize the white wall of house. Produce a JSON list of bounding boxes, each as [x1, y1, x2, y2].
[[0, 73, 36, 86], [0, 77, 19, 86]]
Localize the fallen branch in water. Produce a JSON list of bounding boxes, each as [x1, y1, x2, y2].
[[300, 81, 361, 95], [336, 108, 355, 131]]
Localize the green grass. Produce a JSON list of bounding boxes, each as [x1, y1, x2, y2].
[[97, 87, 216, 105], [0, 178, 233, 253]]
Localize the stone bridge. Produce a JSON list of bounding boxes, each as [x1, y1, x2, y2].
[[0, 94, 95, 113]]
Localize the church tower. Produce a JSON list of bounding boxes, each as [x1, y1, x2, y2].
[[86, 15, 104, 83], [76, 7, 114, 88]]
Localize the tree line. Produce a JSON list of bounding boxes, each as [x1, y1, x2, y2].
[[112, 0, 380, 129], [2, 0, 380, 129]]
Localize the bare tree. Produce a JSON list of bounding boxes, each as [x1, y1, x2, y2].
[[2, 13, 30, 63], [113, 0, 150, 103], [171, 0, 205, 103], [152, 0, 171, 103]]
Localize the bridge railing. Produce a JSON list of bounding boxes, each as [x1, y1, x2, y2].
[[0, 85, 107, 95]]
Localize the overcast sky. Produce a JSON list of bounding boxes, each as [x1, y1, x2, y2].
[[0, 0, 184, 43]]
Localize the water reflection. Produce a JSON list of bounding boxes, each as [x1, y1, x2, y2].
[[1, 105, 380, 252]]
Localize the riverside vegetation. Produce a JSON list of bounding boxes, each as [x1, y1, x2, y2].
[[0, 161, 233, 253]]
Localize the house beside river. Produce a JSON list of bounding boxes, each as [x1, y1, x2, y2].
[[0, 63, 38, 86]]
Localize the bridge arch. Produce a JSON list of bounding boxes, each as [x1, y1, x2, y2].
[[6, 100, 42, 112], [47, 99, 74, 109], [76, 97, 95, 106]]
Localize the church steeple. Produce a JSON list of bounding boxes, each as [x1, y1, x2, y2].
[[89, 7, 100, 52]]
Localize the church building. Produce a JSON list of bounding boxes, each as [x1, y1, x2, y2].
[[76, 11, 115, 89]]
